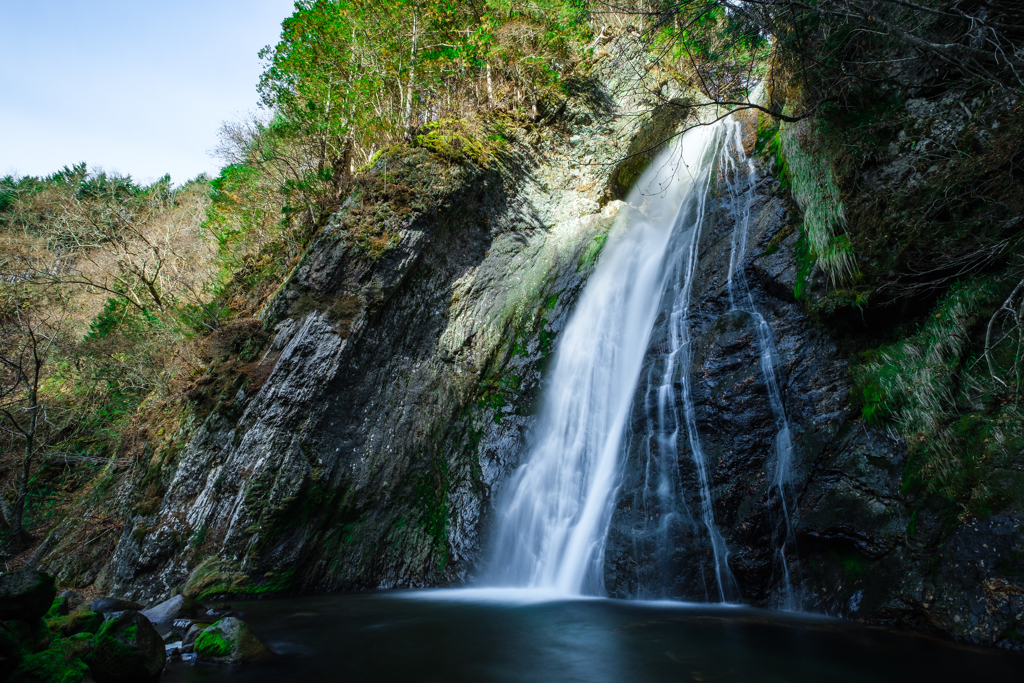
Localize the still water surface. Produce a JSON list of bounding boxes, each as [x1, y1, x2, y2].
[[163, 590, 1020, 682]]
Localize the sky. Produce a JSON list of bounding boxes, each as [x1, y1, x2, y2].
[[1, 0, 297, 185]]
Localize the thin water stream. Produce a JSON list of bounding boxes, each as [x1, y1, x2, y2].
[[718, 118, 799, 608]]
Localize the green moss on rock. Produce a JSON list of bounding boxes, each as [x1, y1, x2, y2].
[[48, 612, 103, 638], [194, 627, 231, 657], [11, 647, 90, 683], [194, 617, 270, 664], [87, 611, 165, 683]]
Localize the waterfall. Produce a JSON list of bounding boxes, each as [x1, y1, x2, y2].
[[487, 121, 726, 595], [719, 118, 799, 608]]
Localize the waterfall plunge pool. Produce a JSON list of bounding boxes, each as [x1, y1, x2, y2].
[[162, 591, 1019, 682]]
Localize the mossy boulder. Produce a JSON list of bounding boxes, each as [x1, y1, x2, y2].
[[194, 617, 269, 664], [85, 610, 165, 682], [0, 570, 57, 623], [11, 646, 90, 683], [48, 612, 103, 638], [57, 592, 85, 612]]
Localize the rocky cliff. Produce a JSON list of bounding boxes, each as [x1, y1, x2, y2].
[[44, 37, 690, 604]]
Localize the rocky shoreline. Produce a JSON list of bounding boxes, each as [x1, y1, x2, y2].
[[1, 568, 271, 682]]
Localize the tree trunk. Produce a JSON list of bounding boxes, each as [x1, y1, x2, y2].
[[333, 137, 355, 201], [405, 12, 419, 140], [9, 434, 33, 542], [486, 62, 494, 109]]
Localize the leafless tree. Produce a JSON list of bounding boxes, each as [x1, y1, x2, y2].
[[0, 290, 75, 546]]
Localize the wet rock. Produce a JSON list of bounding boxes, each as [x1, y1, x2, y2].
[[606, 123, 850, 604], [86, 610, 165, 683], [161, 630, 183, 644], [194, 617, 270, 664], [0, 569, 57, 623], [140, 594, 200, 625]]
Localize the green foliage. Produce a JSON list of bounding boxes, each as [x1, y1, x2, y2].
[[854, 276, 1024, 516], [416, 118, 505, 166], [780, 120, 857, 286], [653, 2, 768, 104]]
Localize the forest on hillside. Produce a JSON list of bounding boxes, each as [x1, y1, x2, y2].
[[2, 0, 1023, 569]]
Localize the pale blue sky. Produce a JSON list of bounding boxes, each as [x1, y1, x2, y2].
[[1, 0, 297, 184]]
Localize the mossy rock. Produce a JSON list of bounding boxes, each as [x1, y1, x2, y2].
[[195, 617, 270, 664], [48, 612, 103, 638], [45, 598, 69, 619], [85, 611, 165, 683], [0, 570, 57, 623], [11, 647, 90, 683]]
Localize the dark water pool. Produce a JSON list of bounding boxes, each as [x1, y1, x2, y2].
[[162, 588, 1020, 682]]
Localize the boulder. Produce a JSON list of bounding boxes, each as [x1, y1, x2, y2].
[[194, 617, 270, 664], [140, 594, 199, 625], [59, 591, 86, 611], [87, 598, 143, 615], [180, 622, 210, 653], [0, 569, 57, 622], [86, 610, 165, 683]]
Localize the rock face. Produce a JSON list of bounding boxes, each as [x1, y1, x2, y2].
[[603, 113, 1024, 648], [46, 36, 687, 605]]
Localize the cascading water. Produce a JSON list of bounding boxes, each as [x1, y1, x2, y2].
[[487, 112, 798, 607], [487, 121, 728, 595], [629, 116, 799, 606], [718, 118, 799, 609]]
